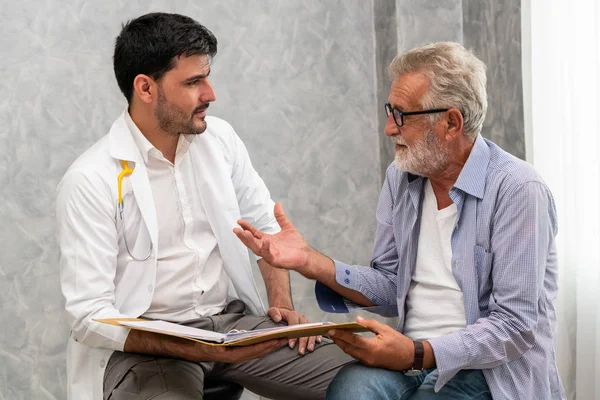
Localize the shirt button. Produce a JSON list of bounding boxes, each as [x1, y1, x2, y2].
[[344, 278, 350, 284], [455, 260, 459, 268], [100, 360, 105, 368], [345, 269, 350, 275], [148, 284, 153, 292]]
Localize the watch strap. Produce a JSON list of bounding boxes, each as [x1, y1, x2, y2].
[[412, 340, 424, 371]]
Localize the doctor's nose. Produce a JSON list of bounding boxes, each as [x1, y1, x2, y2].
[[201, 80, 216, 103]]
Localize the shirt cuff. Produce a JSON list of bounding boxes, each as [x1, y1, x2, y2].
[[427, 332, 469, 391], [333, 259, 362, 291]]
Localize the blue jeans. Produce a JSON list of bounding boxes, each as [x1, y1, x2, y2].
[[326, 362, 492, 400]]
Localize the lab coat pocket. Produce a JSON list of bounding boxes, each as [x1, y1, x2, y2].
[[474, 245, 494, 312], [117, 191, 152, 261]]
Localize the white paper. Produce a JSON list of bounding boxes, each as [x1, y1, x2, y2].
[[118, 320, 334, 344], [222, 322, 332, 342], [119, 320, 227, 343]]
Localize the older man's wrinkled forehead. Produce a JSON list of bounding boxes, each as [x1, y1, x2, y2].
[[389, 72, 430, 110]]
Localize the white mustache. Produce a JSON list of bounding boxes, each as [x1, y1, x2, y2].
[[392, 137, 408, 146]]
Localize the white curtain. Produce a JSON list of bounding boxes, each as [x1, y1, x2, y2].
[[523, 0, 600, 398]]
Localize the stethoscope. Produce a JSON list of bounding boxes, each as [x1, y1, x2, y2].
[[118, 160, 153, 261]]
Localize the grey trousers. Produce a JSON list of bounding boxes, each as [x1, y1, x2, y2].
[[103, 300, 354, 400]]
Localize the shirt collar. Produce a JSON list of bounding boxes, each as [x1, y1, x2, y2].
[[176, 132, 194, 159], [124, 110, 154, 164], [452, 134, 491, 199], [124, 110, 196, 164]]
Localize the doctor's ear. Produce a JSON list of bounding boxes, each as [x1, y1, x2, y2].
[[132, 74, 155, 104]]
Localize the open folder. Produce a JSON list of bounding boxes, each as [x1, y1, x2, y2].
[[94, 318, 369, 347]]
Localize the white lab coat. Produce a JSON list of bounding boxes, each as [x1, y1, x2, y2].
[[56, 111, 278, 400]]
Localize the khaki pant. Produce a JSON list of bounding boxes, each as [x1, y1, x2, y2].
[[104, 300, 353, 400]]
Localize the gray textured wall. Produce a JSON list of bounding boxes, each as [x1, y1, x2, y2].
[[374, 0, 399, 182], [462, 0, 525, 158], [0, 1, 523, 399]]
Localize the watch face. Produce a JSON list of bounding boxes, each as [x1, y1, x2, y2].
[[404, 369, 423, 377]]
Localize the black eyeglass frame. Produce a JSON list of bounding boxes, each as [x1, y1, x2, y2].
[[384, 103, 449, 127]]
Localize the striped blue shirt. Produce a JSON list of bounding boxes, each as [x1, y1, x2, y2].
[[334, 135, 566, 400]]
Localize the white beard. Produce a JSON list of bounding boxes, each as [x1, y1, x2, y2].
[[393, 127, 450, 176]]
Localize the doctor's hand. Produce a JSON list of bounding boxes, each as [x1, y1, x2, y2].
[[327, 316, 425, 371], [234, 202, 315, 277], [192, 338, 288, 364], [126, 327, 287, 365], [268, 306, 321, 355]]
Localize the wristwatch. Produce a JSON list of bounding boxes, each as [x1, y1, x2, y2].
[[404, 340, 424, 376]]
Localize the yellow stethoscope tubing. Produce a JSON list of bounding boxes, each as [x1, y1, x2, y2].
[[118, 160, 153, 261]]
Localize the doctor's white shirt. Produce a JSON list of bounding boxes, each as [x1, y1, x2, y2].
[[125, 112, 229, 321]]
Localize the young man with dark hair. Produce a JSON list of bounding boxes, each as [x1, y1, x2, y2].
[[57, 12, 351, 400]]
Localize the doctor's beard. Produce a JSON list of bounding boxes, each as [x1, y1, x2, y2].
[[154, 86, 208, 136]]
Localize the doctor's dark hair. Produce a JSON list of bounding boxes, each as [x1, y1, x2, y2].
[[113, 12, 218, 103]]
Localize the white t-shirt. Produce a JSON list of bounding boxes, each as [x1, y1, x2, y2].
[[403, 180, 467, 341]]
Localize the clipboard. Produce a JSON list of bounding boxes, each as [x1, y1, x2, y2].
[[94, 318, 369, 347]]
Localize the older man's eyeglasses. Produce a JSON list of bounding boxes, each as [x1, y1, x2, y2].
[[385, 103, 449, 127]]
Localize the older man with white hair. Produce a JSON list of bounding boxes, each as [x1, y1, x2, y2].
[[234, 42, 566, 400]]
